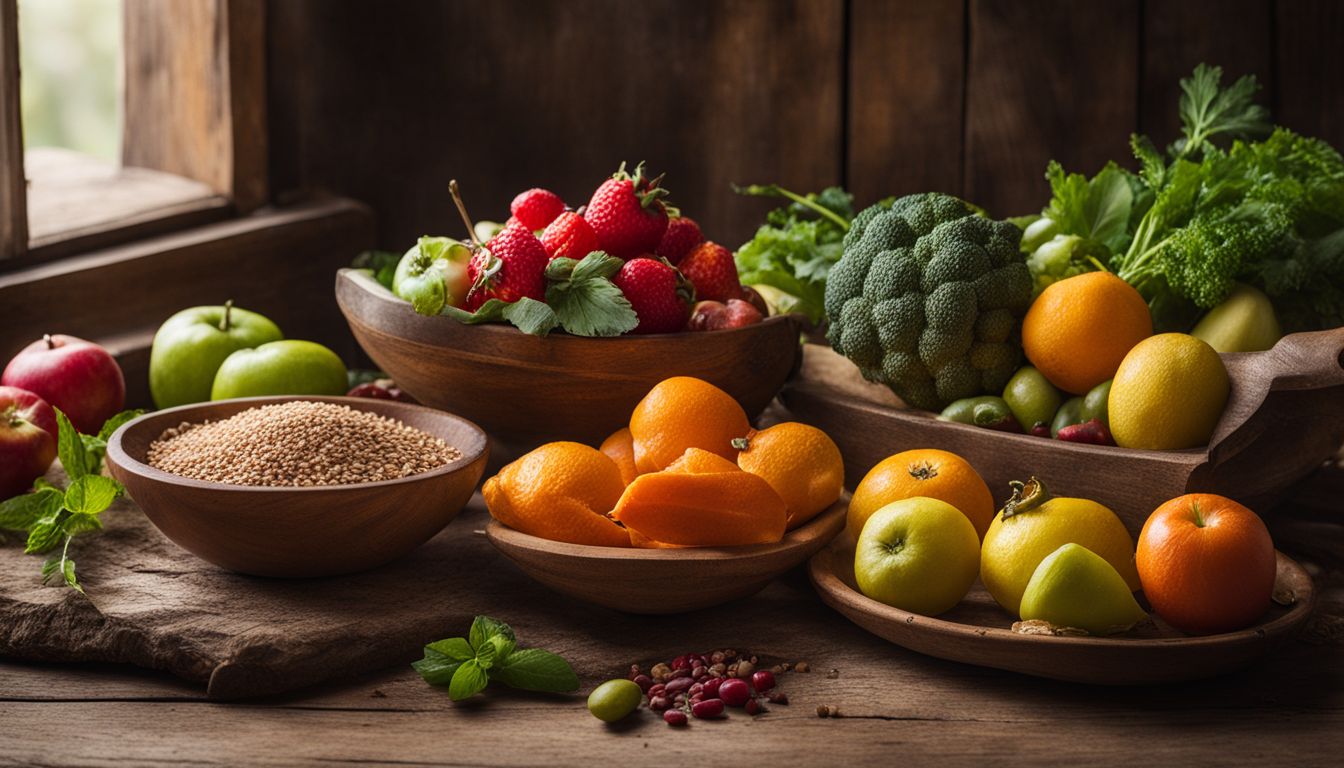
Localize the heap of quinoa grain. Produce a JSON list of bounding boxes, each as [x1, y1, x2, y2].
[[147, 401, 460, 487]]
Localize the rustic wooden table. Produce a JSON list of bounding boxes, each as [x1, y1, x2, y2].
[[2, 489, 1341, 766]]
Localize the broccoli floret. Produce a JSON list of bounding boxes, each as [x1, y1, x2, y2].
[[824, 192, 1033, 410]]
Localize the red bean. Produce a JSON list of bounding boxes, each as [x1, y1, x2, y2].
[[719, 678, 750, 707], [751, 670, 776, 693], [664, 709, 689, 726], [692, 699, 725, 719]]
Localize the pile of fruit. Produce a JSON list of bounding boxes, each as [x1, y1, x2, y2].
[[483, 376, 844, 547], [588, 649, 795, 727], [938, 272, 1232, 450], [363, 163, 770, 337], [847, 449, 1279, 636]]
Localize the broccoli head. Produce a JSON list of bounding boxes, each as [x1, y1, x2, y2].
[[824, 193, 1033, 410]]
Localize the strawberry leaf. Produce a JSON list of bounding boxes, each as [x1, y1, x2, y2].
[[546, 253, 637, 337], [443, 298, 558, 337]]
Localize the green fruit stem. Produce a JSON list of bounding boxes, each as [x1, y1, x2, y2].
[[1001, 476, 1051, 519], [219, 299, 234, 332]]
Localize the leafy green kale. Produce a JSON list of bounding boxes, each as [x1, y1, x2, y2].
[[1170, 63, 1271, 161], [732, 184, 860, 324]]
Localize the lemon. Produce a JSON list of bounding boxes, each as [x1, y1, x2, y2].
[[980, 478, 1139, 616], [1108, 333, 1230, 450]]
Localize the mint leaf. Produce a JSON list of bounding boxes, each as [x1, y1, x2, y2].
[[476, 634, 515, 669], [0, 488, 64, 531], [413, 645, 468, 686], [501, 297, 560, 336], [24, 511, 66, 554], [426, 637, 473, 661], [63, 475, 120, 515], [448, 659, 490, 701], [468, 615, 514, 652], [96, 410, 142, 442], [54, 409, 88, 480], [60, 513, 102, 536], [546, 252, 637, 337], [490, 648, 580, 693], [61, 557, 82, 593]]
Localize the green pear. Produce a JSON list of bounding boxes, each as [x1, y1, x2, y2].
[[1019, 543, 1147, 635], [1192, 283, 1282, 353]]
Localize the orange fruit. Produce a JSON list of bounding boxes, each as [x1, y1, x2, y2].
[[629, 376, 751, 473], [735, 422, 844, 529], [1022, 271, 1152, 394], [599, 427, 639, 486], [483, 441, 631, 547], [847, 449, 994, 543], [1137, 493, 1275, 634], [612, 447, 787, 547]]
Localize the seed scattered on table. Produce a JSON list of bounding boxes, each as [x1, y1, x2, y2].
[[147, 401, 460, 486]]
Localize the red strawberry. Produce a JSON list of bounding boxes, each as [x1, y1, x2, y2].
[[655, 216, 704, 265], [510, 188, 566, 231], [465, 220, 549, 310], [678, 241, 741, 302], [540, 211, 600, 262], [584, 162, 670, 259], [612, 257, 692, 334]]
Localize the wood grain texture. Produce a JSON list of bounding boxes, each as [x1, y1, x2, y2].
[[963, 0, 1139, 216], [0, 198, 376, 394], [811, 544, 1314, 685], [0, 496, 1340, 765], [486, 501, 846, 614], [847, 0, 966, 205], [336, 269, 804, 446], [0, 0, 24, 261], [266, 0, 844, 250], [105, 396, 489, 578], [123, 0, 267, 212], [1276, 0, 1344, 151], [1140, 0, 1274, 149], [781, 336, 1344, 535]]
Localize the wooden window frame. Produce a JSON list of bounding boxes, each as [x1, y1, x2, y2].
[[0, 0, 267, 267]]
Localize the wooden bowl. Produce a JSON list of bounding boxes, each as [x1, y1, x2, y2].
[[809, 542, 1315, 684], [485, 500, 848, 614], [105, 396, 489, 578], [782, 329, 1344, 534], [335, 268, 804, 446]]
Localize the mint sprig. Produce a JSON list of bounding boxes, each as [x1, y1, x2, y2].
[[0, 406, 140, 592], [413, 615, 579, 701]]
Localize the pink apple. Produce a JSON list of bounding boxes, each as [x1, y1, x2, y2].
[[2, 334, 125, 434], [0, 386, 58, 499]]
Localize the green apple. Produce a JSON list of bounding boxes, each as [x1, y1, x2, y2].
[[210, 340, 348, 400], [853, 497, 980, 616], [149, 302, 283, 408], [1019, 543, 1147, 635], [392, 236, 472, 315]]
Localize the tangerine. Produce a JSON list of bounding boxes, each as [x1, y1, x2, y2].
[[1022, 271, 1152, 394], [482, 441, 631, 547], [847, 449, 994, 543], [735, 422, 844, 529], [629, 376, 750, 473]]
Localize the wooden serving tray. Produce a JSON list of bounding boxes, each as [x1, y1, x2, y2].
[[809, 542, 1316, 685], [781, 330, 1344, 533]]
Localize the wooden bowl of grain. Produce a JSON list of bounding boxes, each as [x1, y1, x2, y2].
[[105, 396, 489, 578], [335, 268, 804, 447]]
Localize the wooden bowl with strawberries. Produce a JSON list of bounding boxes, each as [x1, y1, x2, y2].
[[335, 268, 804, 447]]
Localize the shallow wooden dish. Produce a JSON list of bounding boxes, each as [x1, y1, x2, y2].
[[485, 500, 847, 614], [336, 268, 804, 446], [810, 542, 1315, 684], [782, 329, 1344, 534], [105, 396, 489, 578]]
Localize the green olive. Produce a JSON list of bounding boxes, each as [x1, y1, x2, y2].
[[1081, 379, 1112, 426], [1003, 366, 1064, 433], [1051, 397, 1085, 437], [587, 679, 642, 723]]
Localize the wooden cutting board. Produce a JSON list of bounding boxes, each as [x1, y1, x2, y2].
[[0, 466, 494, 700]]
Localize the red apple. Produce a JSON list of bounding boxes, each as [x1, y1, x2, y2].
[[2, 334, 125, 434], [0, 386, 58, 499]]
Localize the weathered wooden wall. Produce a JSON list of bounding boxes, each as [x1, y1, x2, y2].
[[266, 0, 1344, 250]]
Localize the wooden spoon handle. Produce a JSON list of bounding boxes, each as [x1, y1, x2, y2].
[[1208, 327, 1344, 457]]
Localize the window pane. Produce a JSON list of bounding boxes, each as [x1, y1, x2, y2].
[[19, 0, 122, 162]]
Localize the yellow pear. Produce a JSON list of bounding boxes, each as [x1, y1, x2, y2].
[[1019, 543, 1148, 636]]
